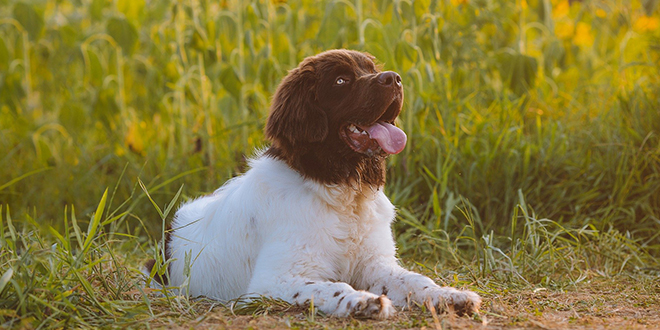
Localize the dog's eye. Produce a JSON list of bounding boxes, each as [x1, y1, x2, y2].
[[335, 77, 348, 85]]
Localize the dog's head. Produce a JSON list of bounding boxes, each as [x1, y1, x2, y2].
[[265, 49, 406, 186]]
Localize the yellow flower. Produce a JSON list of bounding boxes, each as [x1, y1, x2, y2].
[[574, 22, 594, 47], [451, 0, 468, 5], [555, 21, 574, 39], [633, 15, 659, 33], [553, 0, 570, 19], [125, 121, 145, 155], [115, 144, 126, 157], [595, 9, 607, 18]]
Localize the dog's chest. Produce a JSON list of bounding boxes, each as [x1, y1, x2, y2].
[[323, 191, 378, 281]]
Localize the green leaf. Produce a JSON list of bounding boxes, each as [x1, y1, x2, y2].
[[498, 51, 538, 96], [48, 226, 69, 251], [413, 0, 431, 18], [13, 3, 44, 40], [0, 268, 13, 295], [72, 268, 110, 314], [0, 37, 9, 72], [0, 167, 51, 191], [394, 40, 418, 67], [93, 87, 120, 126], [206, 20, 216, 47], [138, 178, 164, 220], [70, 205, 84, 251], [4, 209, 16, 249], [162, 185, 184, 220], [59, 101, 88, 133], [85, 48, 104, 86], [90, 0, 107, 21], [257, 57, 277, 91], [106, 17, 138, 54], [101, 211, 128, 226], [219, 65, 243, 101], [82, 188, 108, 254], [117, 0, 145, 24], [58, 25, 80, 48], [543, 38, 565, 73]]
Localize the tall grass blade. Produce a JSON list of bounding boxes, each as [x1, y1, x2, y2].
[[162, 185, 184, 220], [70, 205, 83, 251], [0, 167, 51, 191], [0, 268, 13, 295], [82, 188, 108, 254], [4, 206, 17, 246], [139, 178, 164, 219]]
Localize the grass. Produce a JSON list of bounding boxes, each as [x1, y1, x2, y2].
[[1, 0, 660, 328]]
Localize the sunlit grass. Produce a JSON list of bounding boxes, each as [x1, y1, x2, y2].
[[1, 0, 659, 328]]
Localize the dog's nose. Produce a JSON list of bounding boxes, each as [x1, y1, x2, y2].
[[377, 71, 402, 86]]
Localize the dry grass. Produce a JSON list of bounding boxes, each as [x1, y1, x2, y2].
[[137, 276, 660, 329]]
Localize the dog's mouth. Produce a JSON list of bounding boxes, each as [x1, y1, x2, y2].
[[340, 101, 407, 156]]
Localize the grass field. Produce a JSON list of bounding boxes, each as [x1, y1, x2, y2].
[[1, 0, 660, 328]]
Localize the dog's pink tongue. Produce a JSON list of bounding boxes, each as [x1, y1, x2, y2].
[[360, 122, 407, 154]]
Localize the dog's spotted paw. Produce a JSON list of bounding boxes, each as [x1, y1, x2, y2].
[[351, 294, 395, 319], [338, 291, 396, 319], [425, 287, 481, 316], [446, 290, 481, 316]]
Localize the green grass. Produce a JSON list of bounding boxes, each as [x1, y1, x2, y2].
[[1, 0, 660, 328]]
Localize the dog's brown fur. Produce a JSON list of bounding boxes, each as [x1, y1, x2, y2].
[[265, 49, 403, 187]]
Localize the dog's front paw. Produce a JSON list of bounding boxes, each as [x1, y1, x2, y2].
[[338, 291, 396, 319], [447, 289, 481, 316], [426, 287, 481, 316]]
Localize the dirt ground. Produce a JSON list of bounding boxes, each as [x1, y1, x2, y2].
[[146, 277, 660, 329]]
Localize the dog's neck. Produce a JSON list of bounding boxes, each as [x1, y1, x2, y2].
[[264, 144, 387, 188]]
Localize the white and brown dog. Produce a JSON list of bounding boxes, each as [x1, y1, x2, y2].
[[145, 49, 481, 319]]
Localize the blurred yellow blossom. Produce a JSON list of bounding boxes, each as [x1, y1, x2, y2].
[[634, 15, 659, 33], [125, 121, 145, 155], [451, 0, 468, 5], [115, 144, 126, 157], [596, 9, 607, 18], [553, 0, 570, 18], [555, 21, 574, 39], [574, 22, 594, 47]]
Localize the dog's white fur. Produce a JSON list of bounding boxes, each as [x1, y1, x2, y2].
[[155, 154, 480, 318]]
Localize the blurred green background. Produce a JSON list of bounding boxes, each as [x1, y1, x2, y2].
[[1, 0, 659, 255]]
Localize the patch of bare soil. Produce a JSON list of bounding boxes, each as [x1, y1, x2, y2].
[[483, 278, 660, 330]]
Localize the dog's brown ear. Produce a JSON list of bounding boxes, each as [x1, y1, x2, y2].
[[265, 65, 328, 146]]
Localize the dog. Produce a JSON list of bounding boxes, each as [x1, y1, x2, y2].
[[144, 49, 481, 319]]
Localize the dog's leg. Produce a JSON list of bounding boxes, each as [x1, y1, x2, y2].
[[356, 206, 481, 316], [246, 245, 396, 319], [248, 276, 396, 319], [358, 260, 481, 316]]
